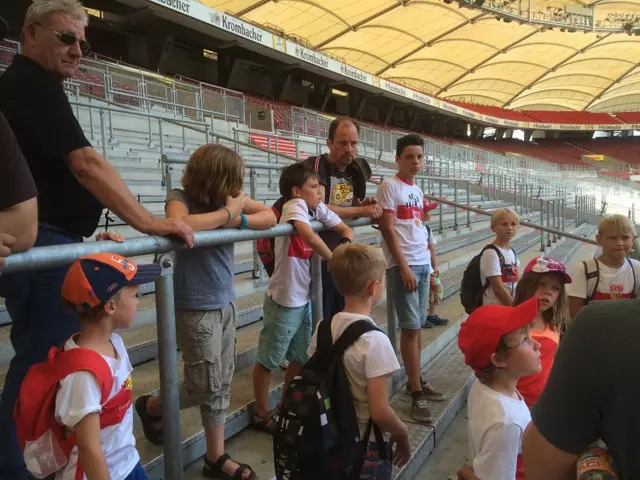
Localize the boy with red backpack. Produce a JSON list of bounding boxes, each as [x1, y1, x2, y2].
[[14, 253, 160, 480]]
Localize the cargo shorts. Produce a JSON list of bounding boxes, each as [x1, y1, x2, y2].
[[176, 303, 237, 428]]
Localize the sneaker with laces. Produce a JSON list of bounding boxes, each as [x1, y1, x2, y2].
[[412, 396, 433, 423], [405, 378, 446, 401], [427, 315, 449, 326]]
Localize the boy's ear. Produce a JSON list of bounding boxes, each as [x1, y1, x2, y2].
[[490, 351, 508, 369], [366, 280, 378, 297], [104, 299, 117, 316], [291, 186, 300, 199], [595, 233, 601, 245]]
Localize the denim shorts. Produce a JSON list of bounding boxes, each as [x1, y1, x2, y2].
[[388, 265, 431, 330], [257, 295, 312, 370]]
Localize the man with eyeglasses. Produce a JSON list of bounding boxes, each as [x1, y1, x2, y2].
[[0, 2, 193, 479]]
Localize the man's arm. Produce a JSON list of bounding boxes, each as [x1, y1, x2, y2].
[[331, 221, 354, 241], [74, 412, 111, 480], [0, 198, 37, 252], [68, 147, 193, 246], [522, 423, 578, 480], [326, 203, 382, 219]]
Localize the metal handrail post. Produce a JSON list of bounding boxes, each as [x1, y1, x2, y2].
[[466, 181, 471, 227], [250, 168, 262, 279], [438, 181, 444, 233], [386, 270, 398, 356], [562, 198, 566, 232], [182, 125, 187, 152], [479, 173, 484, 199], [311, 254, 323, 330], [148, 114, 153, 147], [155, 255, 183, 480], [453, 180, 458, 230], [159, 120, 165, 158], [88, 104, 94, 141], [540, 199, 545, 251], [546, 201, 552, 247], [633, 203, 636, 225], [552, 201, 557, 243], [99, 109, 107, 159]]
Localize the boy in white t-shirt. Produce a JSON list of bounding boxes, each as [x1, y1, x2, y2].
[[480, 208, 521, 306], [57, 253, 161, 480], [377, 134, 446, 424], [457, 297, 542, 480], [567, 214, 640, 319], [308, 243, 411, 468], [252, 163, 353, 432]]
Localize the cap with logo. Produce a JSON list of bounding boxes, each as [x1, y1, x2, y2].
[[62, 253, 161, 312], [458, 296, 539, 373], [523, 256, 572, 284]]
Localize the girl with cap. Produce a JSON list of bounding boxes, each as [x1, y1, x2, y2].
[[513, 256, 571, 408]]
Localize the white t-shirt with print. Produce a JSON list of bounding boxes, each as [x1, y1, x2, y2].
[[268, 198, 341, 308], [377, 176, 430, 268], [480, 246, 519, 306], [467, 379, 531, 480], [565, 258, 640, 301], [54, 334, 138, 480], [307, 312, 400, 423]]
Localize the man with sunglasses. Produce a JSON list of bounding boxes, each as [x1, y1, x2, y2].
[[0, 2, 194, 479]]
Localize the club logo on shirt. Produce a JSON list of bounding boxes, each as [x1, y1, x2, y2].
[[123, 375, 133, 390]]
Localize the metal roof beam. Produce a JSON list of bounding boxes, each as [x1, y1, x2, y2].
[[563, 56, 636, 67], [315, 2, 404, 49], [443, 93, 506, 104], [393, 57, 469, 70], [585, 63, 640, 109], [514, 87, 595, 101], [236, 0, 270, 16], [436, 29, 540, 94], [475, 59, 549, 70], [452, 77, 526, 88], [383, 76, 442, 91], [509, 41, 578, 52], [431, 38, 500, 50], [503, 32, 612, 108], [536, 72, 614, 84], [376, 12, 487, 75]]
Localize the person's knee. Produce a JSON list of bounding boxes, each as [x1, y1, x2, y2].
[[401, 329, 420, 341]]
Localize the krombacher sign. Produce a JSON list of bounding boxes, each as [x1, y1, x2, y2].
[[294, 46, 329, 68]]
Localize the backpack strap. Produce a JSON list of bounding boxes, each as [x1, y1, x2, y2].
[[628, 258, 639, 299], [332, 320, 382, 358], [583, 258, 600, 304], [51, 346, 114, 404], [479, 245, 505, 293], [314, 155, 321, 173]]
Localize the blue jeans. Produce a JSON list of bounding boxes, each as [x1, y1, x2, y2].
[[0, 227, 81, 480], [125, 463, 148, 480], [388, 265, 431, 330]]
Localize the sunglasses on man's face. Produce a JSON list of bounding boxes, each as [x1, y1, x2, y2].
[[34, 22, 91, 54]]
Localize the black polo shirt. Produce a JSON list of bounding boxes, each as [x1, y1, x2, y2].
[[0, 111, 37, 210], [0, 54, 102, 238]]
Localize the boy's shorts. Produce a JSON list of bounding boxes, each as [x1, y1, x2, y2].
[[257, 294, 312, 371], [124, 463, 148, 480], [388, 264, 431, 330]]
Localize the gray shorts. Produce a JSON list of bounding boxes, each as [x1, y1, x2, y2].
[[176, 303, 237, 428]]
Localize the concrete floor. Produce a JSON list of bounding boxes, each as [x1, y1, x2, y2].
[[415, 405, 470, 480]]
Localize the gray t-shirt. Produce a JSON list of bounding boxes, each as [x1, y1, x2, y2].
[[168, 189, 235, 311]]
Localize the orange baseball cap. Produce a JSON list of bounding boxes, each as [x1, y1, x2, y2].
[[458, 297, 539, 373], [62, 253, 161, 312]]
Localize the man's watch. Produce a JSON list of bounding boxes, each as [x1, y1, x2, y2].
[[238, 213, 249, 230], [338, 237, 352, 246]]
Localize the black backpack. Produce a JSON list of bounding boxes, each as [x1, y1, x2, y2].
[[273, 317, 386, 480], [460, 245, 516, 314]]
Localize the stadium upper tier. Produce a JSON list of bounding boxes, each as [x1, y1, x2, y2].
[[198, 0, 640, 112]]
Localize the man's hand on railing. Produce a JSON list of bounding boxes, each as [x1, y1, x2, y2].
[[0, 233, 15, 267], [96, 232, 125, 243], [145, 217, 195, 248], [354, 198, 383, 219]]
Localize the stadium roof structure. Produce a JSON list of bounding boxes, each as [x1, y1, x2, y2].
[[200, 0, 640, 112]]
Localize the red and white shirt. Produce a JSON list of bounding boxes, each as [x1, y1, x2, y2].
[[268, 199, 341, 307], [566, 258, 640, 301], [377, 176, 430, 268]]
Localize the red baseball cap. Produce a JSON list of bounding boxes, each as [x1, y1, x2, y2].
[[458, 296, 539, 373], [62, 253, 161, 312], [523, 256, 572, 284], [423, 200, 439, 212]]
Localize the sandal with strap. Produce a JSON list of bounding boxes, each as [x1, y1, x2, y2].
[[251, 407, 280, 435], [135, 395, 163, 445], [203, 453, 258, 479]]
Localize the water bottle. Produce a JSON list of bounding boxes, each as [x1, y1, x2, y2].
[[577, 440, 619, 479]]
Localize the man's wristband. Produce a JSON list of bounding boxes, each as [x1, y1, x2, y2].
[[338, 237, 352, 246], [239, 213, 249, 230]]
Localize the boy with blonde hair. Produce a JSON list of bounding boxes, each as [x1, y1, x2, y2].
[[457, 298, 542, 480], [566, 214, 640, 318], [479, 208, 521, 306], [308, 244, 411, 468]]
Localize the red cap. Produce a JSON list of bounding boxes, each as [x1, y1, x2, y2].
[[523, 256, 572, 284], [458, 297, 539, 373], [62, 253, 161, 312], [423, 200, 439, 212]]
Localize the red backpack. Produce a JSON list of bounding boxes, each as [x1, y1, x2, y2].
[[256, 197, 285, 277], [14, 345, 115, 479]]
